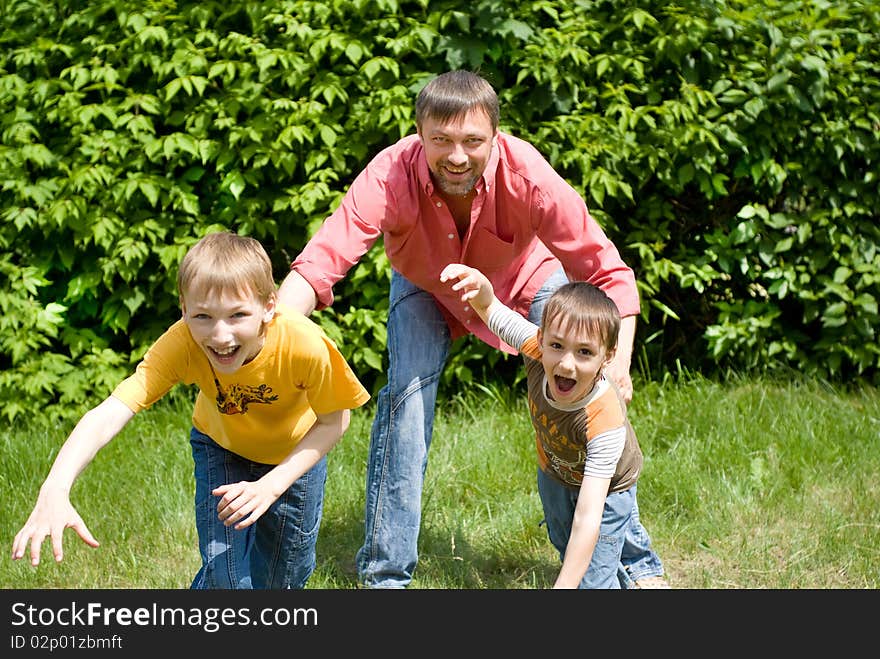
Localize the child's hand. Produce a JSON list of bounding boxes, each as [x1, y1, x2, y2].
[[11, 490, 100, 566], [213, 480, 279, 530], [439, 263, 495, 310]]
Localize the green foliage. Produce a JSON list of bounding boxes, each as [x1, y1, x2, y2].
[[1, 0, 878, 420]]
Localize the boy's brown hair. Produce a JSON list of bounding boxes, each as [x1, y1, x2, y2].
[[540, 281, 620, 355]]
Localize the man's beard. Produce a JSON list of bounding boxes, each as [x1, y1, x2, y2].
[[435, 171, 477, 197]]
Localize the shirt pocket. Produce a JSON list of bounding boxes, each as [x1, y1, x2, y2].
[[464, 227, 521, 273]]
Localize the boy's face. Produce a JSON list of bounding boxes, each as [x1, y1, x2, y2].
[[537, 318, 614, 404], [418, 107, 496, 197], [181, 285, 275, 375]]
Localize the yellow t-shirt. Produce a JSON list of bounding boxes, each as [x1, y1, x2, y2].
[[112, 305, 370, 464]]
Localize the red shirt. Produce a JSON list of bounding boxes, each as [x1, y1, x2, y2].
[[291, 132, 640, 355]]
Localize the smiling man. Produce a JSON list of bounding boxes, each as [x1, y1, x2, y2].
[[277, 69, 666, 589]]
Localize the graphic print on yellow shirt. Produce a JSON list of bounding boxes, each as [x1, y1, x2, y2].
[[111, 305, 370, 465], [212, 376, 279, 415]]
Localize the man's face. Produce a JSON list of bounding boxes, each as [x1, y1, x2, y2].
[[418, 107, 496, 197]]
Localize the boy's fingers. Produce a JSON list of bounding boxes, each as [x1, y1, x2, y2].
[[11, 532, 33, 562], [50, 528, 65, 563], [11, 531, 24, 559], [27, 533, 46, 566], [440, 263, 467, 282], [72, 520, 100, 549]]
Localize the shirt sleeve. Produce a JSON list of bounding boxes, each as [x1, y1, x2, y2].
[[532, 161, 640, 317], [290, 160, 387, 309], [486, 304, 538, 352], [111, 322, 190, 413], [302, 332, 372, 415], [583, 426, 627, 479]]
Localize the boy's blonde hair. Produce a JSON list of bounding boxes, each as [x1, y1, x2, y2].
[[541, 282, 620, 354], [177, 232, 276, 303]]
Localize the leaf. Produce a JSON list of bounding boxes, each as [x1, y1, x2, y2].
[[362, 347, 383, 371], [164, 78, 182, 102], [737, 205, 757, 219], [319, 125, 337, 147], [345, 42, 364, 64], [718, 88, 749, 105], [138, 180, 159, 206], [766, 71, 790, 93], [224, 171, 246, 200], [773, 237, 793, 253]]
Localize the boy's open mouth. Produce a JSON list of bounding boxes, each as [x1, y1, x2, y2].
[[554, 375, 577, 393], [210, 345, 240, 364]]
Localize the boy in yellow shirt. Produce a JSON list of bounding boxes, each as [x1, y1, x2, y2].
[[12, 232, 370, 589]]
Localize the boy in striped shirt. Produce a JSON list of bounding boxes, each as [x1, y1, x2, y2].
[[441, 263, 667, 588]]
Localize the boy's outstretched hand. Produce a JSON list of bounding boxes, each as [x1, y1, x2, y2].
[[11, 491, 100, 566], [439, 263, 496, 314]]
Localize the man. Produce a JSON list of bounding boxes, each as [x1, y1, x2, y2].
[[278, 70, 667, 588]]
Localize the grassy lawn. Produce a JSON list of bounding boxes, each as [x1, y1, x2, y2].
[[2, 374, 878, 589]]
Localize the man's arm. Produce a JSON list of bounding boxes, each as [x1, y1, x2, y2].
[[277, 269, 318, 316], [607, 314, 635, 404]]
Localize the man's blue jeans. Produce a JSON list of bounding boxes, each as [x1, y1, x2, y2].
[[356, 269, 664, 588], [189, 428, 326, 589]]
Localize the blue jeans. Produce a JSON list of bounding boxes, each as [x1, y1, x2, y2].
[[189, 428, 326, 589], [537, 471, 661, 588], [356, 269, 663, 587]]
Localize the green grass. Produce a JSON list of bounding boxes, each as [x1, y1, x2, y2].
[[2, 374, 878, 589]]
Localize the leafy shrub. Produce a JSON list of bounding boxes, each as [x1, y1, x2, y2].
[[1, 0, 877, 421]]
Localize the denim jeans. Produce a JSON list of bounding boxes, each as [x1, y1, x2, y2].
[[356, 268, 663, 587], [537, 470, 660, 588], [189, 428, 326, 589]]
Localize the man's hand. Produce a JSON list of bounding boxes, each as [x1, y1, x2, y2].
[[277, 269, 318, 316]]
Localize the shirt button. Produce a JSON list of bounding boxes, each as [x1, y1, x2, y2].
[[436, 202, 442, 207], [447, 233, 454, 239]]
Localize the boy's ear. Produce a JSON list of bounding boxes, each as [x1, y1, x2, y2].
[[179, 295, 186, 317], [263, 294, 277, 323], [536, 327, 543, 345], [603, 347, 617, 369]]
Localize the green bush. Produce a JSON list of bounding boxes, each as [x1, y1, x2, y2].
[[1, 0, 877, 421]]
